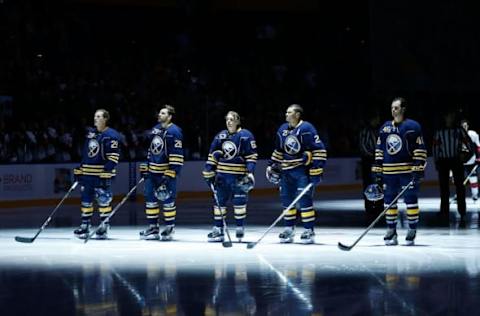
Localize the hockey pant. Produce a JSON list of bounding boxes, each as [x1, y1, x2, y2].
[[280, 168, 315, 229], [213, 174, 248, 228], [80, 176, 112, 224], [144, 175, 177, 226], [383, 174, 419, 229]]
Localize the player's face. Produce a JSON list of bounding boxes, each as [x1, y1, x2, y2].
[[462, 122, 469, 131], [226, 114, 239, 133], [158, 109, 171, 124], [285, 107, 299, 126], [391, 101, 404, 120], [94, 111, 107, 130]]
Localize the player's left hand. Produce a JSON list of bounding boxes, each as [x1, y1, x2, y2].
[[310, 175, 322, 186], [160, 175, 172, 187]]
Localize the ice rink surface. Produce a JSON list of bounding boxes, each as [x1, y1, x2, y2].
[[1, 194, 480, 315]]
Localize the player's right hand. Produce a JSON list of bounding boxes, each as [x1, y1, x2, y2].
[[202, 170, 216, 187], [73, 167, 83, 183], [139, 163, 149, 178]]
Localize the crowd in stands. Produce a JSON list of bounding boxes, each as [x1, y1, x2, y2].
[[0, 1, 478, 164]]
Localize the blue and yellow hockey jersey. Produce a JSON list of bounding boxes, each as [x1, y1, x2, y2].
[[270, 121, 327, 176], [145, 123, 184, 178], [372, 119, 427, 175], [80, 127, 120, 178], [203, 128, 257, 177]]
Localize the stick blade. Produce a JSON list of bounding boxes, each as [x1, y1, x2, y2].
[[246, 242, 256, 249], [337, 242, 352, 251], [222, 241, 233, 248], [15, 236, 35, 243]]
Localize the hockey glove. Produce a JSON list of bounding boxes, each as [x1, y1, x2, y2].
[[302, 151, 313, 166], [373, 172, 383, 187], [202, 170, 216, 187], [310, 174, 322, 186], [159, 175, 173, 187], [411, 170, 424, 186], [73, 167, 83, 184], [266, 164, 281, 185], [99, 171, 113, 189], [139, 162, 149, 179]]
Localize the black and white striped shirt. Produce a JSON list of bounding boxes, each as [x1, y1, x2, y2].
[[432, 127, 467, 159], [358, 127, 377, 158]]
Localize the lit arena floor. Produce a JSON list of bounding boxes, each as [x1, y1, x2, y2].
[[1, 194, 480, 315]]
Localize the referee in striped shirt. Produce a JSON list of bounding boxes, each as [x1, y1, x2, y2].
[[432, 111, 470, 222], [358, 114, 383, 218]]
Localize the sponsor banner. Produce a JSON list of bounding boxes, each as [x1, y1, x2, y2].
[[0, 158, 436, 200]]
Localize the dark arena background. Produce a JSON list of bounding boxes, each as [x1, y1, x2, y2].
[[1, 1, 480, 315]]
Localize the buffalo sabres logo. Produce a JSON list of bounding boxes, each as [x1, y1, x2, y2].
[[386, 134, 402, 155], [222, 141, 238, 160], [284, 135, 301, 155], [150, 136, 164, 155], [88, 139, 100, 158]]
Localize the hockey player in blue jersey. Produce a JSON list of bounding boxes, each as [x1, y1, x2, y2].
[[372, 97, 427, 246], [202, 111, 258, 242], [73, 109, 121, 239], [139, 105, 184, 241], [266, 104, 327, 244]]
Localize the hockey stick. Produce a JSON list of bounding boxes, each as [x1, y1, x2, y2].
[[449, 164, 478, 204], [337, 179, 414, 251], [15, 181, 79, 243], [84, 177, 144, 243], [210, 183, 233, 248], [247, 183, 314, 249]]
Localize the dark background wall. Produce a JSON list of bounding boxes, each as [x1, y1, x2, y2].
[[0, 0, 478, 163]]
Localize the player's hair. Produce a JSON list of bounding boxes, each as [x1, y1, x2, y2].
[[96, 109, 110, 122], [225, 111, 241, 126], [163, 104, 176, 117], [288, 104, 304, 117], [392, 97, 407, 109], [461, 119, 469, 125]]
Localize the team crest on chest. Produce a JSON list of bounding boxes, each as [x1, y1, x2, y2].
[[88, 139, 100, 158], [284, 135, 301, 155], [150, 135, 164, 155], [222, 141, 238, 160], [386, 134, 402, 155]]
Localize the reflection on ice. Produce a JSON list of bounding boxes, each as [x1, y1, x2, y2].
[[1, 226, 480, 315]]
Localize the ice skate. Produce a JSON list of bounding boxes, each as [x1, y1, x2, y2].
[[74, 223, 91, 240], [236, 226, 245, 242], [95, 223, 110, 240], [300, 228, 315, 244], [208, 226, 224, 242], [160, 225, 175, 241], [140, 224, 160, 240], [384, 228, 398, 246], [405, 229, 416, 246], [279, 227, 295, 243]]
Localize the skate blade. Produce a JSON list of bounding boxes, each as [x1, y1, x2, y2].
[[301, 239, 315, 244], [208, 237, 224, 243], [279, 238, 294, 244], [384, 240, 399, 246], [140, 234, 160, 240], [74, 234, 89, 240]]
